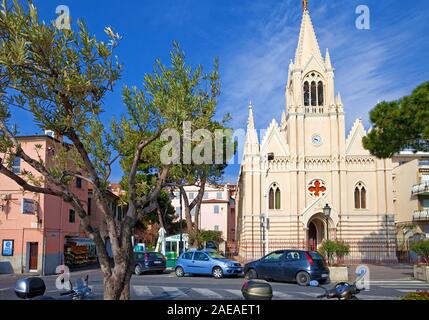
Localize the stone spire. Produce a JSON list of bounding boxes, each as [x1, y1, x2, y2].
[[244, 101, 259, 155], [325, 48, 333, 70], [294, 5, 323, 68]]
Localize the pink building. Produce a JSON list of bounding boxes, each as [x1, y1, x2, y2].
[[0, 135, 96, 275], [170, 184, 237, 253]]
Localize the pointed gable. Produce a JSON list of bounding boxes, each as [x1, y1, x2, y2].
[[260, 119, 289, 157], [346, 118, 370, 155]]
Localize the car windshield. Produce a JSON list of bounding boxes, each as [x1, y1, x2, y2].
[[208, 252, 225, 259]]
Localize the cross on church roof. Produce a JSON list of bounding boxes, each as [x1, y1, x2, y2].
[[302, 0, 309, 12]]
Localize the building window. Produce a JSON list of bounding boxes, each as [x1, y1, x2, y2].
[[269, 184, 281, 210], [87, 198, 91, 216], [216, 192, 222, 199], [311, 81, 317, 106], [317, 81, 324, 106], [275, 188, 281, 210], [303, 81, 310, 106], [214, 225, 219, 231], [214, 205, 220, 214], [175, 207, 180, 215], [203, 192, 209, 199], [12, 157, 21, 174], [269, 188, 274, 209], [76, 177, 82, 189], [354, 183, 367, 209], [69, 209, 75, 223], [191, 207, 196, 216], [189, 192, 194, 200]]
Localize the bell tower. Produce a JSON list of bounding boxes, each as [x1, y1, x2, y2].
[[286, 1, 345, 158]]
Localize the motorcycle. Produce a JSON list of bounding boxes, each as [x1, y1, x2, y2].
[[310, 279, 364, 300], [15, 275, 94, 300]]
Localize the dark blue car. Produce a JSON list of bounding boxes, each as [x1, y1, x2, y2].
[[243, 250, 330, 286]]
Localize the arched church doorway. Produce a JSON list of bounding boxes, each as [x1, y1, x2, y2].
[[307, 217, 326, 251], [308, 222, 317, 251]]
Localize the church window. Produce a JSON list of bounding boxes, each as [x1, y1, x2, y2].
[[354, 187, 360, 209], [269, 188, 275, 210], [318, 81, 324, 106], [275, 188, 281, 209], [360, 187, 367, 209], [269, 184, 281, 210], [304, 81, 310, 106], [354, 183, 367, 209], [311, 81, 317, 106]]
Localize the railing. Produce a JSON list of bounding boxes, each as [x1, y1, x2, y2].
[[413, 209, 429, 221], [411, 181, 429, 195], [237, 240, 402, 264]]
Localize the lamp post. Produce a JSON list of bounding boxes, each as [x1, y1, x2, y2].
[[323, 203, 331, 241]]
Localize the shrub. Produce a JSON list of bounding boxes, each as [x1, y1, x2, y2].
[[318, 240, 350, 266], [401, 291, 429, 300], [410, 239, 429, 264]]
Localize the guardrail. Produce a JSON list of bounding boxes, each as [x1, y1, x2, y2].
[[411, 182, 429, 195], [413, 209, 429, 221]]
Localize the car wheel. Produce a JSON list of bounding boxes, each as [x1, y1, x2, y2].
[[175, 266, 185, 277], [296, 271, 311, 286], [245, 269, 257, 280], [212, 267, 224, 279], [134, 265, 142, 275]]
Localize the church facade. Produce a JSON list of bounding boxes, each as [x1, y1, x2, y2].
[[235, 6, 397, 262]]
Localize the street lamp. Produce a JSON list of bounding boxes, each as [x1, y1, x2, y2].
[[323, 203, 331, 241]]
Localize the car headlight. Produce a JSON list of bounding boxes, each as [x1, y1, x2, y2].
[[227, 263, 235, 267]]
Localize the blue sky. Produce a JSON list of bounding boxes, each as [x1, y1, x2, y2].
[[13, 0, 429, 183]]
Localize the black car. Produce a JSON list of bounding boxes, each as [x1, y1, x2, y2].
[[134, 252, 166, 275], [243, 250, 330, 286]]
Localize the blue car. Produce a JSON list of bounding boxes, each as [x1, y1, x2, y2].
[[243, 250, 330, 286], [175, 250, 243, 279]]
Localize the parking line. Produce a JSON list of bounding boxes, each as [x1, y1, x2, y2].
[[133, 285, 153, 297], [161, 286, 188, 298], [224, 289, 243, 298], [192, 288, 223, 299]]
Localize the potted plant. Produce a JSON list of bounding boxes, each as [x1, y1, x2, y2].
[[411, 239, 429, 282], [318, 240, 350, 282]]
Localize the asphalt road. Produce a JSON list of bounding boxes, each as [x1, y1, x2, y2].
[[1, 265, 428, 300]]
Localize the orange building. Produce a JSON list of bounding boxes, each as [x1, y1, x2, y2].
[[0, 134, 118, 275]]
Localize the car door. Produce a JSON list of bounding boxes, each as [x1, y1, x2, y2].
[[257, 251, 286, 280], [191, 252, 212, 275], [283, 251, 303, 281], [180, 252, 194, 273]]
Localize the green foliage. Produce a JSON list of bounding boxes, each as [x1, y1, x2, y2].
[[363, 82, 429, 158], [411, 239, 429, 264], [188, 229, 223, 248], [401, 291, 429, 300], [318, 240, 350, 266]]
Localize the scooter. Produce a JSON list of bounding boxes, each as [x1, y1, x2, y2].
[[310, 279, 364, 300], [15, 275, 94, 300]]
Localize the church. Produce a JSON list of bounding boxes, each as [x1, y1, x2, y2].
[[235, 2, 397, 262]]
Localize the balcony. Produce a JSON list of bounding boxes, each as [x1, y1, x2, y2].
[[413, 209, 429, 221], [411, 182, 429, 196]]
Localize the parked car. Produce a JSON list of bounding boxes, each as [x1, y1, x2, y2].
[[134, 252, 166, 275], [243, 250, 330, 286], [175, 250, 243, 279]]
